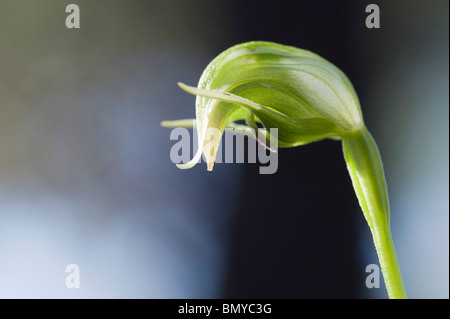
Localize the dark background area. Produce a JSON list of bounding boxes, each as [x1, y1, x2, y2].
[[224, 1, 363, 298]]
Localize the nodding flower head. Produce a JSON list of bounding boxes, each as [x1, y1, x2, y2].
[[161, 41, 407, 299], [162, 41, 364, 171]]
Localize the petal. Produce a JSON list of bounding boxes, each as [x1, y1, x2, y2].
[[160, 119, 196, 128], [178, 82, 344, 147]]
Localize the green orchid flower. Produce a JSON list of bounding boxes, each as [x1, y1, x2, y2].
[[162, 41, 406, 299]]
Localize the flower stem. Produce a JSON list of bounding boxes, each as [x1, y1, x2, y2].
[[342, 127, 407, 299]]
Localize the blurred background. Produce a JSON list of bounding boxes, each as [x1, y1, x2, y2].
[[0, 0, 447, 298]]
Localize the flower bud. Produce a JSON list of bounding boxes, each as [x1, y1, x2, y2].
[[163, 41, 364, 170]]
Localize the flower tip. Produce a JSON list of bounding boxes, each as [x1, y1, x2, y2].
[[176, 163, 193, 170], [177, 82, 199, 96], [177, 82, 188, 90], [207, 161, 215, 171], [160, 119, 196, 128]]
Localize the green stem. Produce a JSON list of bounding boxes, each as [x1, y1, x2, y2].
[[342, 127, 406, 299]]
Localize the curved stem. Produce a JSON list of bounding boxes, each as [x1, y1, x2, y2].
[[342, 127, 406, 299]]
